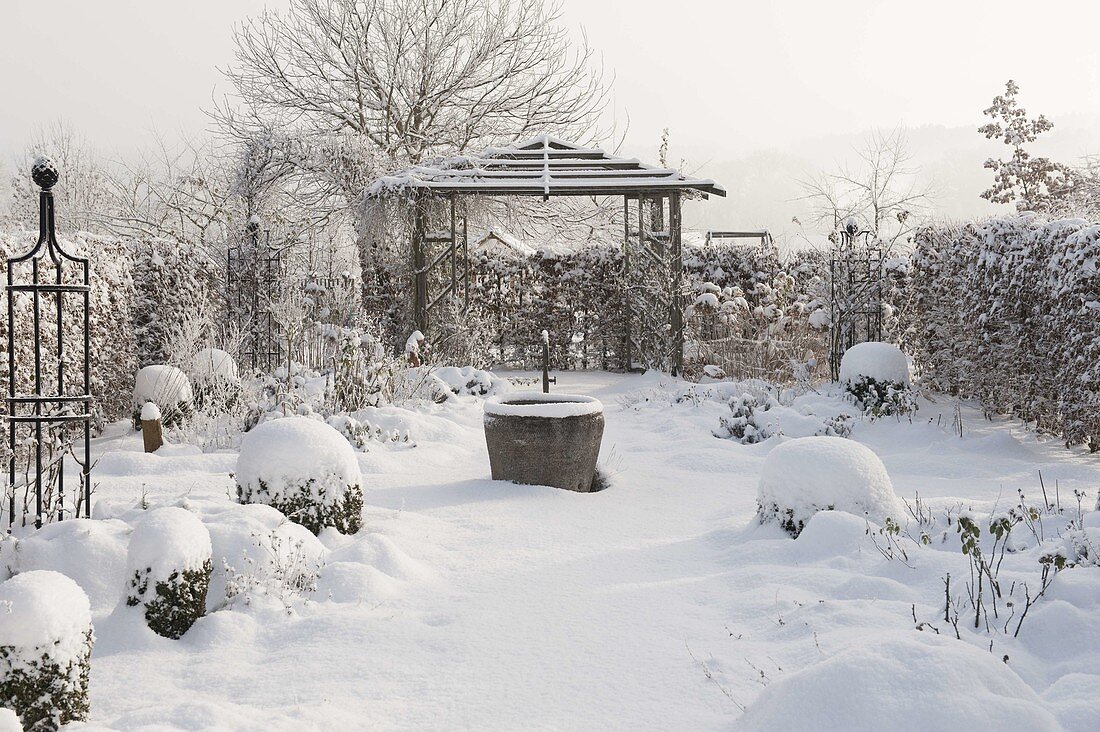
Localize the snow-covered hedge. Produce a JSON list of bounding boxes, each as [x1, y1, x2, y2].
[[125, 508, 212, 639], [0, 570, 94, 730], [904, 216, 1100, 449], [839, 342, 915, 417], [1, 230, 138, 431], [359, 229, 825, 378], [757, 436, 902, 537], [132, 365, 194, 429], [235, 417, 364, 535]]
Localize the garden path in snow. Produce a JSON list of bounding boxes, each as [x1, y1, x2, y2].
[[13, 371, 1100, 730]]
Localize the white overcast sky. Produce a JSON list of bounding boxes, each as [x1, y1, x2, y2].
[[4, 0, 1100, 236]]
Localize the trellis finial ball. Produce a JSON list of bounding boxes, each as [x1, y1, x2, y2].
[[31, 156, 60, 190]]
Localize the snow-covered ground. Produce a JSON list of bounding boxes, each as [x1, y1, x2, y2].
[[4, 370, 1100, 731]]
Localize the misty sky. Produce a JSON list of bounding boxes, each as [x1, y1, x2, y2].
[[4, 0, 1100, 240]]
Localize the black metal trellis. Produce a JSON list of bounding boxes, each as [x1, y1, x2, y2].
[[227, 219, 284, 373], [6, 158, 92, 529], [828, 219, 885, 380]]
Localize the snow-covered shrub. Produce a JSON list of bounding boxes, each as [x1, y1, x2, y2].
[[817, 413, 854, 438], [204, 504, 326, 612], [839, 342, 915, 417], [125, 507, 212, 639], [325, 414, 411, 450], [132, 365, 194, 429], [433, 366, 512, 397], [0, 570, 94, 730], [713, 392, 853, 443], [318, 324, 400, 413], [183, 348, 244, 432], [235, 417, 364, 535], [222, 524, 325, 612], [713, 393, 777, 444], [189, 348, 239, 384], [757, 436, 903, 537]]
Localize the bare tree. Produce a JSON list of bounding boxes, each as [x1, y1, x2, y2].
[[5, 121, 116, 233], [799, 128, 933, 251], [215, 0, 607, 172]]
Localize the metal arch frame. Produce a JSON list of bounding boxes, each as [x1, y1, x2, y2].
[[6, 163, 92, 529]]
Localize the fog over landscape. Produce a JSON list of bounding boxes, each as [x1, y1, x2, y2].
[[5, 1, 1100, 242]]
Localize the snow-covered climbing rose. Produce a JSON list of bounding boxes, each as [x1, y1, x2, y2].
[[235, 417, 364, 535]]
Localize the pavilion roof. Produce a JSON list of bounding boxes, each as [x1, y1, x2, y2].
[[366, 134, 725, 199]]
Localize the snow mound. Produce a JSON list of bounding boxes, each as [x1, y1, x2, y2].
[[839, 341, 909, 385], [189, 348, 239, 382], [126, 507, 212, 591], [0, 519, 130, 613], [757, 436, 902, 536], [0, 570, 92, 663], [140, 402, 162, 421], [735, 634, 1060, 731], [133, 364, 194, 407], [484, 392, 602, 419], [204, 503, 326, 610]]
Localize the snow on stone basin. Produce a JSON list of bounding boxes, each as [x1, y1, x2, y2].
[[839, 341, 910, 385], [0, 709, 20, 732], [126, 507, 212, 587], [235, 416, 362, 498], [736, 633, 1061, 731], [484, 391, 602, 418], [189, 348, 239, 382], [758, 435, 902, 530], [0, 570, 91, 661], [132, 364, 193, 407]]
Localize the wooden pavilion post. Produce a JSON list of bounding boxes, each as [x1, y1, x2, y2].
[[411, 191, 428, 334], [669, 191, 684, 376]]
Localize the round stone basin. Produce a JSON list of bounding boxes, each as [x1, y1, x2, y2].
[[483, 392, 604, 492]]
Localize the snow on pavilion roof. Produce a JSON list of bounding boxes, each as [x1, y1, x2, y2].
[[366, 134, 726, 199]]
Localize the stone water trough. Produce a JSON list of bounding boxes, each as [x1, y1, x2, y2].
[[483, 392, 604, 492]]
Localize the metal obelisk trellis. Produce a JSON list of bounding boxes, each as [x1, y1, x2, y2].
[[828, 218, 885, 380], [5, 158, 93, 529], [227, 218, 284, 373]]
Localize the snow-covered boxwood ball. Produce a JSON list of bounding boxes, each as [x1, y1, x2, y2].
[[125, 507, 212, 639], [839, 341, 916, 417], [131, 364, 194, 429], [757, 435, 903, 537], [0, 571, 94, 731], [235, 417, 364, 535]]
